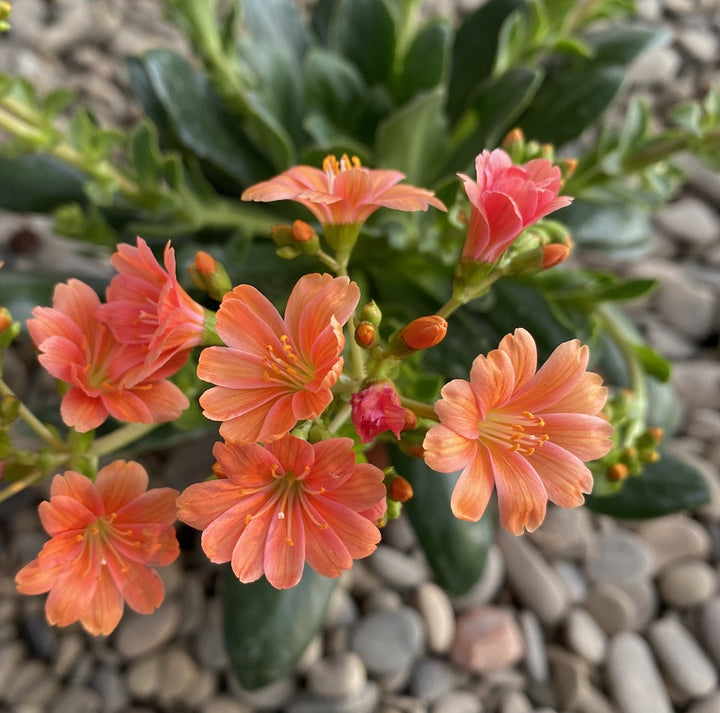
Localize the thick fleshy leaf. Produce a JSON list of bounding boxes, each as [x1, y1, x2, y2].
[[222, 564, 337, 689], [139, 49, 276, 182], [392, 449, 493, 596], [446, 0, 526, 121], [0, 154, 86, 212], [394, 18, 451, 105], [329, 0, 396, 86], [446, 67, 542, 174], [585, 451, 710, 519], [517, 66, 626, 146], [376, 88, 448, 185]]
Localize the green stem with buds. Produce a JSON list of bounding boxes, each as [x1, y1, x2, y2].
[[0, 378, 66, 452]]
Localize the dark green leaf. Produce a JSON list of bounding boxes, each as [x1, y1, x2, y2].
[[141, 49, 276, 184], [329, 0, 396, 85], [517, 65, 625, 145], [447, 0, 526, 121], [590, 278, 657, 302], [0, 154, 86, 212], [222, 565, 336, 689], [126, 56, 174, 136], [633, 344, 671, 383], [585, 451, 710, 518], [375, 88, 448, 184], [579, 23, 670, 67], [394, 18, 451, 105], [392, 450, 493, 596], [557, 200, 652, 258], [237, 0, 309, 148], [128, 120, 163, 189], [302, 48, 367, 142], [447, 67, 542, 173]]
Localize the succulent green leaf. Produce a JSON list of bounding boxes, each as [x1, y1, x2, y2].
[[394, 18, 451, 105], [585, 451, 710, 518], [375, 88, 448, 184], [0, 154, 86, 212], [140, 49, 275, 184], [517, 65, 626, 145], [329, 0, 396, 86], [558, 200, 653, 258], [447, 66, 542, 174], [392, 449, 493, 596], [447, 0, 526, 121], [222, 566, 337, 690]]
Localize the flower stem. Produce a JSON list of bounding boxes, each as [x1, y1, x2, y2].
[[328, 402, 352, 435], [0, 378, 66, 451], [90, 422, 160, 458], [400, 396, 438, 421], [0, 470, 47, 504]]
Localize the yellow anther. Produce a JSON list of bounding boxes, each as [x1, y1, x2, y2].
[[286, 538, 295, 547]]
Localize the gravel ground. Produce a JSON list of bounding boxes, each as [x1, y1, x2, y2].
[[1, 1, 720, 713]]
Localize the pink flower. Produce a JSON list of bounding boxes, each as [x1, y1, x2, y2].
[[241, 154, 446, 225], [423, 328, 613, 535], [15, 462, 179, 635], [351, 382, 407, 444], [198, 273, 360, 444], [28, 279, 189, 432], [177, 435, 386, 589], [459, 149, 572, 263], [100, 237, 206, 374]]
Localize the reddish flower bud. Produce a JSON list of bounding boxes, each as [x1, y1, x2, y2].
[[541, 242, 572, 269], [403, 409, 418, 431], [189, 249, 232, 301], [194, 250, 217, 276], [608, 463, 629, 482], [355, 321, 378, 349], [389, 476, 413, 503], [350, 382, 406, 444], [400, 316, 447, 350], [291, 220, 315, 243]]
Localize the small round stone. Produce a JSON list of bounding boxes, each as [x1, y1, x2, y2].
[[606, 631, 673, 713], [565, 608, 607, 664], [648, 615, 718, 698], [584, 582, 639, 634], [585, 530, 655, 586], [408, 657, 457, 702], [637, 515, 712, 571], [416, 581, 456, 654], [657, 559, 717, 608], [368, 545, 429, 589], [451, 606, 525, 674], [115, 600, 182, 658], [432, 690, 483, 713], [350, 607, 425, 675], [306, 651, 367, 698]]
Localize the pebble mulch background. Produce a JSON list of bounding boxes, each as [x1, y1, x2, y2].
[[1, 1, 720, 712]]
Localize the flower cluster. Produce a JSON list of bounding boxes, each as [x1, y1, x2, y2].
[[10, 146, 614, 635]]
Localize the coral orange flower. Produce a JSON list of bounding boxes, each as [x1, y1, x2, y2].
[[351, 381, 407, 444], [198, 273, 360, 444], [15, 462, 179, 635], [459, 149, 572, 264], [28, 279, 189, 432], [177, 435, 387, 589], [100, 237, 207, 374], [423, 328, 613, 535], [241, 154, 446, 226]]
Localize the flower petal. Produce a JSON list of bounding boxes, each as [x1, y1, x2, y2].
[[450, 445, 496, 522], [490, 447, 547, 535]]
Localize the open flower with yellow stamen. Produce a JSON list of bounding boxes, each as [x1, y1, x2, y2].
[[241, 154, 446, 226], [422, 328, 614, 534], [177, 435, 387, 589], [197, 273, 360, 445], [15, 462, 179, 635]]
